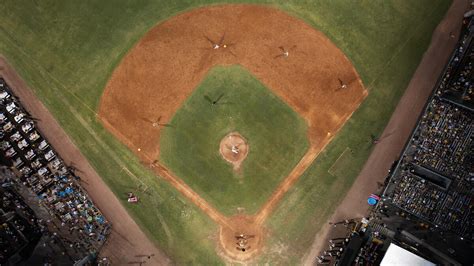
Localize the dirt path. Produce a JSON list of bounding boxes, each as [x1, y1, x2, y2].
[[303, 0, 470, 264], [0, 57, 171, 265]]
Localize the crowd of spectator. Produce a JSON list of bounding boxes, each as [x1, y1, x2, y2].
[[351, 224, 386, 265], [413, 99, 472, 179], [316, 219, 389, 265], [438, 18, 473, 107], [316, 219, 358, 264], [0, 78, 109, 262], [383, 17, 473, 241]]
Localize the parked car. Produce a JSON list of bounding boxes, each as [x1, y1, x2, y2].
[[5, 147, 17, 158], [0, 112, 6, 123], [38, 167, 50, 177], [20, 166, 32, 176], [3, 122, 13, 132], [50, 159, 63, 170], [17, 139, 29, 150], [29, 131, 41, 141], [25, 149, 36, 160], [0, 141, 11, 151], [6, 102, 17, 114], [38, 140, 49, 151], [44, 150, 56, 161], [10, 131, 22, 142], [22, 121, 34, 133], [14, 113, 25, 124], [31, 159, 42, 170], [13, 157, 24, 168], [0, 90, 11, 102]]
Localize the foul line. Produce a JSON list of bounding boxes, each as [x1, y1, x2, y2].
[[366, 0, 446, 90], [0, 25, 98, 116]]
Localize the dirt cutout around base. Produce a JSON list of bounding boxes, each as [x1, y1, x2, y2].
[[98, 4, 367, 262], [219, 132, 248, 171], [218, 215, 263, 262]]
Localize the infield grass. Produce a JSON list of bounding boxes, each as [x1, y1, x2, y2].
[[0, 0, 451, 264], [160, 66, 308, 215]]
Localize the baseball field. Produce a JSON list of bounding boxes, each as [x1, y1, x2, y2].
[[0, 0, 451, 264]]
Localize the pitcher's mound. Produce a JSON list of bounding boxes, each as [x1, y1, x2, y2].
[[219, 132, 248, 171]]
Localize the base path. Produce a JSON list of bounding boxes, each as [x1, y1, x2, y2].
[[0, 57, 171, 265], [303, 0, 470, 264]]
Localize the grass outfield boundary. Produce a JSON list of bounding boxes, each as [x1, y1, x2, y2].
[[0, 1, 451, 264]]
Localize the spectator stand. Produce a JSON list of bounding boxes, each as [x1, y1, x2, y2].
[[374, 15, 474, 266], [1, 78, 110, 263]]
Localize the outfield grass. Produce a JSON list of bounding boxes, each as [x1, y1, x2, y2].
[[160, 66, 308, 215], [0, 0, 450, 264]]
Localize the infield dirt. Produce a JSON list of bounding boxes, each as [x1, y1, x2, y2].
[[99, 4, 367, 161], [99, 4, 367, 261]]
